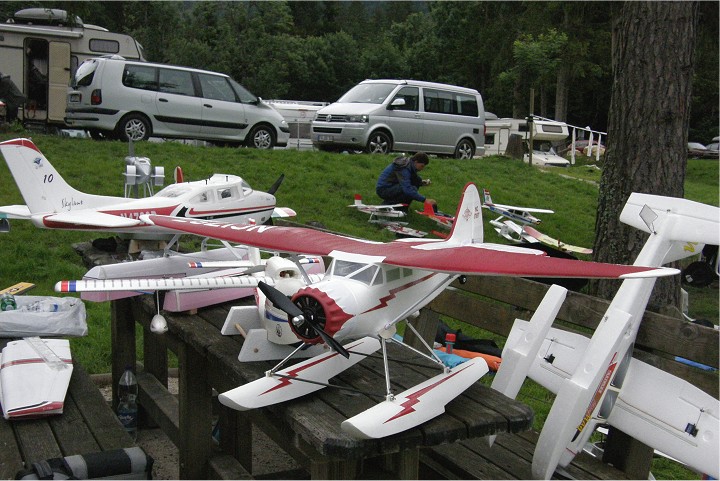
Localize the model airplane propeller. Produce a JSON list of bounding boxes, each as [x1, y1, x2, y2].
[[491, 193, 719, 479], [57, 183, 677, 439], [0, 138, 295, 236]]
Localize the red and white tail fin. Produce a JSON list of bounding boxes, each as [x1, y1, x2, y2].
[[447, 183, 484, 245], [354, 194, 363, 206], [482, 188, 493, 206], [0, 138, 116, 214], [174, 166, 183, 183]]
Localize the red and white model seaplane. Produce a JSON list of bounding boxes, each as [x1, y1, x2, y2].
[[57, 183, 676, 439]]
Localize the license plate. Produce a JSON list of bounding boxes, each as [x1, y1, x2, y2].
[[317, 135, 334, 142], [69, 93, 81, 102]]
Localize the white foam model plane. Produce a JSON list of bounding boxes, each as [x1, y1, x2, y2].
[[0, 138, 294, 235], [482, 188, 554, 225], [348, 194, 426, 237], [56, 183, 677, 439], [491, 193, 719, 479], [348, 194, 407, 219]]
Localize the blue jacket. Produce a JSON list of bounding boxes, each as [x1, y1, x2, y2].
[[376, 157, 425, 202]]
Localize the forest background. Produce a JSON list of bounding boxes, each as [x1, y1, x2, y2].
[[2, 1, 718, 142]]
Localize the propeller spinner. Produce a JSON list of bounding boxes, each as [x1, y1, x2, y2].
[[257, 282, 350, 358]]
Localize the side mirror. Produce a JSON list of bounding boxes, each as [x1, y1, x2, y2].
[[388, 98, 406, 110]]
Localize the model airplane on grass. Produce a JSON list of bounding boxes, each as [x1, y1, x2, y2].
[[57, 182, 672, 439], [491, 193, 720, 479], [0, 138, 295, 236], [482, 188, 554, 225], [347, 194, 426, 237], [522, 225, 593, 255], [416, 201, 455, 237]]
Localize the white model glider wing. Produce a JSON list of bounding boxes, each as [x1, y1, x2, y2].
[[43, 210, 143, 228], [484, 203, 555, 214], [0, 205, 31, 219]]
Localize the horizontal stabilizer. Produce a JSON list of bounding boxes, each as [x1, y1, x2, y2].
[[56, 275, 270, 293], [0, 205, 31, 219], [218, 337, 381, 410], [341, 357, 489, 439]]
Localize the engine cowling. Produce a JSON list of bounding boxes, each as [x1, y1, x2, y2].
[[289, 286, 352, 344]]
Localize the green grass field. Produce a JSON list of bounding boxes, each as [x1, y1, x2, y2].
[[0, 132, 717, 479]]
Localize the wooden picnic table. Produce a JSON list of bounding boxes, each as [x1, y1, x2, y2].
[[110, 292, 534, 479], [0, 339, 135, 479]]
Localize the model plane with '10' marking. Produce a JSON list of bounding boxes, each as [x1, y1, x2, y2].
[[491, 193, 719, 479], [0, 138, 294, 236], [57, 183, 677, 439]]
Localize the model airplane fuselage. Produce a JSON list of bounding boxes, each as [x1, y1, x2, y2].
[[492, 193, 720, 479], [0, 138, 292, 235], [348, 194, 406, 219], [482, 188, 553, 225]]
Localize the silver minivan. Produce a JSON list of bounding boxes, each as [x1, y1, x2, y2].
[[311, 79, 485, 159], [65, 57, 290, 148]]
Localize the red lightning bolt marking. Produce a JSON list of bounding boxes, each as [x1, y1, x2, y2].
[[383, 363, 473, 423], [260, 339, 366, 395], [364, 273, 437, 314]]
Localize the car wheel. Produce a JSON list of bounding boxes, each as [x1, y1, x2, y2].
[[366, 131, 391, 154], [116, 114, 150, 142], [246, 124, 275, 149], [454, 139, 475, 159]]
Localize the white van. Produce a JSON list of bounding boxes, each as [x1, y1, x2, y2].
[[65, 57, 290, 148], [311, 79, 485, 159]]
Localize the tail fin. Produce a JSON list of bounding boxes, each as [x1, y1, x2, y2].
[[0, 138, 91, 214], [447, 183, 484, 245], [420, 201, 435, 216], [621, 193, 720, 265], [354, 194, 363, 206], [482, 188, 493, 206]]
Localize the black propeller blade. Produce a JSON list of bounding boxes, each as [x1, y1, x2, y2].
[[257, 281, 349, 358], [266, 174, 285, 196]]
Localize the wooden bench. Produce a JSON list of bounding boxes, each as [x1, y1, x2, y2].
[[413, 275, 719, 480], [0, 341, 136, 479]]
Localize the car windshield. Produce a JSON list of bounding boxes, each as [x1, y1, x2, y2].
[[337, 83, 397, 104]]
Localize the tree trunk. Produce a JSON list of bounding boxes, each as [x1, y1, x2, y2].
[[591, 2, 698, 310], [555, 66, 569, 122]]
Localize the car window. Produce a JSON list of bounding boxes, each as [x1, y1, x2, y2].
[[338, 83, 397, 104], [159, 69, 195, 96], [74, 59, 98, 87], [391, 87, 419, 112], [424, 88, 478, 117], [198, 74, 237, 102], [123, 64, 157, 91], [227, 78, 258, 103]]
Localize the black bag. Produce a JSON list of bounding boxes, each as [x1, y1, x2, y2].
[[16, 447, 153, 480], [435, 320, 502, 358]]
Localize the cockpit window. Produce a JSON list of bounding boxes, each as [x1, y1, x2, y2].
[[154, 184, 191, 198], [331, 260, 380, 285]]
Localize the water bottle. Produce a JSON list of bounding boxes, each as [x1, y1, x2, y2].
[[0, 293, 16, 311], [117, 367, 138, 441]]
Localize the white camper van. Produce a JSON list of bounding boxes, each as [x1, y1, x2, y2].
[[484, 116, 570, 166], [312, 79, 485, 159], [0, 8, 145, 128]]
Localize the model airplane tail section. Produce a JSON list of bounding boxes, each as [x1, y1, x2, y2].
[[621, 193, 720, 264], [0, 138, 117, 215], [482, 188, 493, 206], [447, 183, 484, 245]]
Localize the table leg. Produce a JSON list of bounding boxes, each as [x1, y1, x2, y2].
[[178, 343, 212, 479]]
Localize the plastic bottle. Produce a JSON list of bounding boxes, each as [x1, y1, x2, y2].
[[445, 333, 456, 354], [117, 366, 138, 441], [0, 293, 16, 311]]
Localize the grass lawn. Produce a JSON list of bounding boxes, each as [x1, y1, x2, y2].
[[0, 131, 717, 479]]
